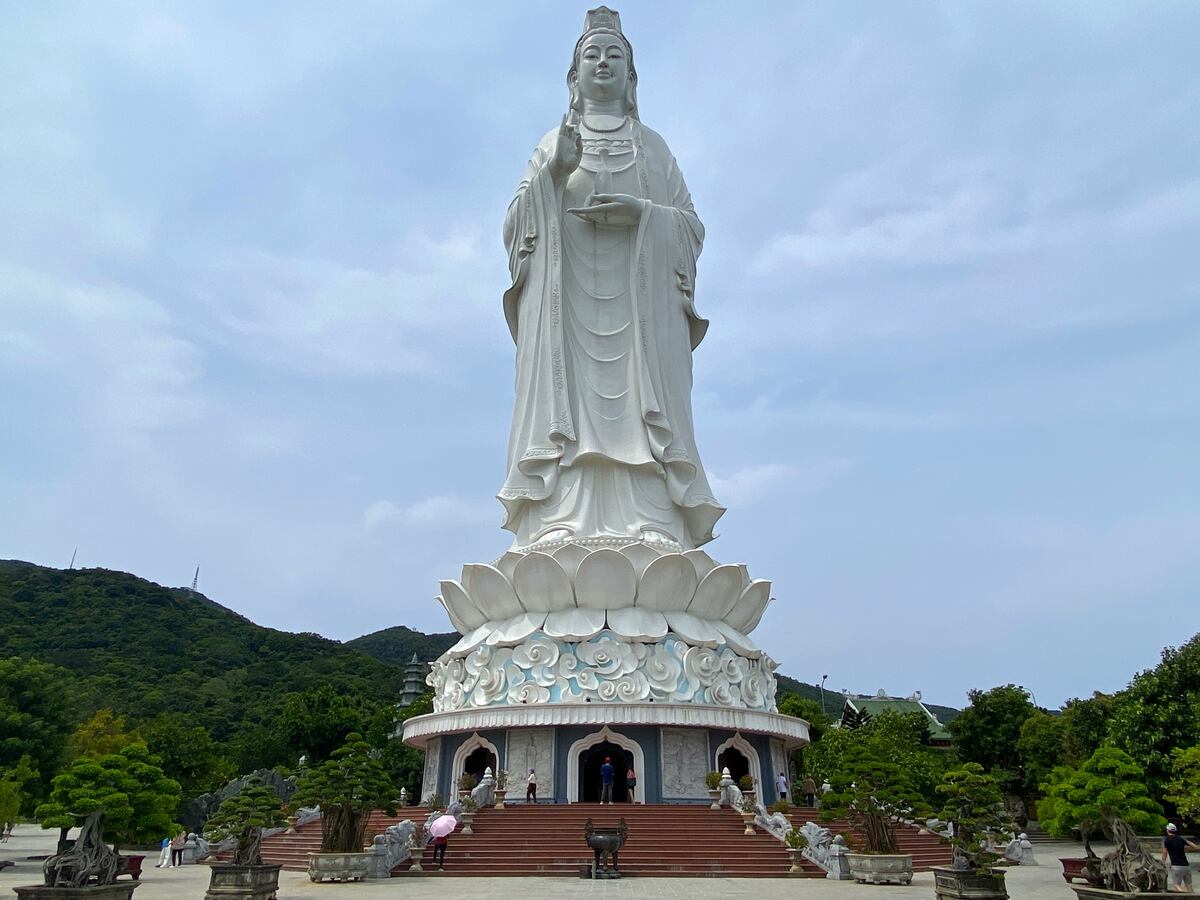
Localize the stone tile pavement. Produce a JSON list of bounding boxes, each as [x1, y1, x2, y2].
[[0, 823, 1107, 899]]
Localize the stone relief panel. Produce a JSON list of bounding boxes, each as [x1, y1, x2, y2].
[[660, 728, 710, 798], [769, 738, 788, 798], [505, 728, 555, 799], [421, 737, 442, 803]]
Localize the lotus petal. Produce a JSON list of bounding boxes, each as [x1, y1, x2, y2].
[[574, 548, 636, 610], [725, 579, 772, 633], [664, 611, 722, 647], [486, 612, 547, 647], [494, 551, 524, 582], [637, 555, 698, 611], [551, 542, 590, 581], [618, 542, 660, 577], [606, 607, 669, 641], [448, 622, 492, 657], [512, 551, 574, 612], [440, 580, 486, 631], [682, 549, 716, 580], [688, 564, 744, 620], [712, 621, 763, 658], [543, 608, 606, 641], [462, 563, 522, 618]]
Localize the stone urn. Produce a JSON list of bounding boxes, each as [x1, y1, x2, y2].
[[787, 848, 805, 874], [204, 863, 281, 900], [708, 789, 722, 810], [408, 846, 425, 873], [932, 866, 1009, 900], [740, 810, 757, 836], [741, 789, 758, 808], [847, 852, 914, 885], [494, 789, 507, 810], [307, 851, 372, 883], [285, 815, 298, 834], [460, 811, 476, 835]]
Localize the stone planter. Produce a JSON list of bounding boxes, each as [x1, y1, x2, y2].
[[457, 789, 471, 802], [1069, 888, 1176, 900], [741, 789, 757, 807], [787, 848, 805, 874], [285, 815, 298, 834], [307, 851, 372, 883], [408, 847, 425, 873], [740, 812, 757, 836], [847, 852, 914, 885], [13, 885, 139, 900], [933, 866, 1009, 900], [204, 864, 281, 900], [494, 789, 507, 810], [1061, 857, 1099, 885], [708, 789, 721, 810], [460, 812, 476, 835]]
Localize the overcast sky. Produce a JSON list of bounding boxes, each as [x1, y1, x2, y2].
[[3, 1, 1197, 710]]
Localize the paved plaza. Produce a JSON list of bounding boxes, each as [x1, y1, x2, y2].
[[0, 823, 1136, 900]]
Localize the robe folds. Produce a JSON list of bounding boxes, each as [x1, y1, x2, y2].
[[498, 118, 725, 550]]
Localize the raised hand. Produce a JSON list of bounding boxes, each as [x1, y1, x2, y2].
[[548, 112, 583, 183], [565, 192, 644, 228]]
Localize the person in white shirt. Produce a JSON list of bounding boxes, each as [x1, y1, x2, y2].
[[776, 772, 788, 801], [526, 768, 537, 803]]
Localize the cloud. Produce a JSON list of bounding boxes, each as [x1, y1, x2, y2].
[[363, 495, 498, 533], [710, 459, 854, 508]]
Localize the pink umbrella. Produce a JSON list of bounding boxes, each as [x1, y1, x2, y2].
[[429, 815, 457, 838]]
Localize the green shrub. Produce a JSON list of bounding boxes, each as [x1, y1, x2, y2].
[[704, 771, 722, 790]]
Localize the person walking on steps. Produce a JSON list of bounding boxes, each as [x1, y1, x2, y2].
[[802, 775, 817, 808], [526, 768, 537, 803], [600, 757, 614, 804], [431, 832, 448, 870], [1163, 823, 1198, 893]]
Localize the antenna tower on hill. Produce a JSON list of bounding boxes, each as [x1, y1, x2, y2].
[[190, 566, 200, 594]]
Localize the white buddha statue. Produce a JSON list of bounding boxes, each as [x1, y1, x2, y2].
[[497, 6, 724, 552]]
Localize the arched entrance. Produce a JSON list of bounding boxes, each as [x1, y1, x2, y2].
[[718, 746, 750, 783], [565, 726, 645, 803], [715, 733, 763, 793], [463, 745, 496, 783], [579, 740, 633, 803]]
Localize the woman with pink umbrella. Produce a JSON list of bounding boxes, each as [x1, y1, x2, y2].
[[428, 814, 457, 870]]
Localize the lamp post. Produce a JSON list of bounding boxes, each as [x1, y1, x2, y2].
[[819, 674, 828, 719]]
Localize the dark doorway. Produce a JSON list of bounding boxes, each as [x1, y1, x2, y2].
[[463, 746, 496, 785], [718, 747, 750, 784], [579, 741, 634, 803]]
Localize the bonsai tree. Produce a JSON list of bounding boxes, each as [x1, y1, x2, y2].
[[36, 743, 181, 851], [704, 771, 722, 791], [203, 778, 287, 865], [293, 733, 395, 854], [1039, 746, 1166, 859], [935, 763, 1010, 873], [737, 774, 755, 792], [819, 743, 930, 854], [457, 772, 477, 793], [784, 828, 809, 850]]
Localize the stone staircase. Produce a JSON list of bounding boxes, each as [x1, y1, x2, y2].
[[787, 807, 954, 871], [257, 803, 951, 878]]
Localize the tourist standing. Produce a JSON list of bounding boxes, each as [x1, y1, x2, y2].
[[802, 775, 817, 807], [626, 766, 637, 802], [776, 771, 788, 801], [169, 831, 186, 867], [1162, 823, 1198, 893], [155, 837, 170, 867], [600, 757, 614, 804], [526, 768, 537, 803]]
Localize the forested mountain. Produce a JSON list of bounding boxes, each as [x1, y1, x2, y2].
[[0, 560, 403, 746], [346, 624, 457, 665]]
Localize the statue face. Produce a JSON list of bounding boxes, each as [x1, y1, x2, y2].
[[574, 33, 630, 103]]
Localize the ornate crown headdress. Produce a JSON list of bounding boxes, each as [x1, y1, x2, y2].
[[568, 6, 638, 117]]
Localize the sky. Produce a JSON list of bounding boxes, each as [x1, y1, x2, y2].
[[2, 1, 1197, 710]]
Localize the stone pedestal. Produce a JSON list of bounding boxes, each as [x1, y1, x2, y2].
[[13, 886, 138, 900], [847, 852, 914, 885], [933, 866, 1009, 900], [203, 864, 280, 900], [306, 852, 370, 883]]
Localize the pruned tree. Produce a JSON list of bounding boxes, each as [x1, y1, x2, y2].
[[203, 778, 287, 866], [292, 733, 395, 853]]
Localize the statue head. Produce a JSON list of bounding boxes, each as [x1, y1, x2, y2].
[[568, 6, 638, 118]]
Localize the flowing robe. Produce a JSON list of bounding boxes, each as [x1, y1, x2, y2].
[[498, 117, 724, 549]]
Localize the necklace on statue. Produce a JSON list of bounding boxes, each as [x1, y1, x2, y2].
[[582, 113, 627, 133]]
